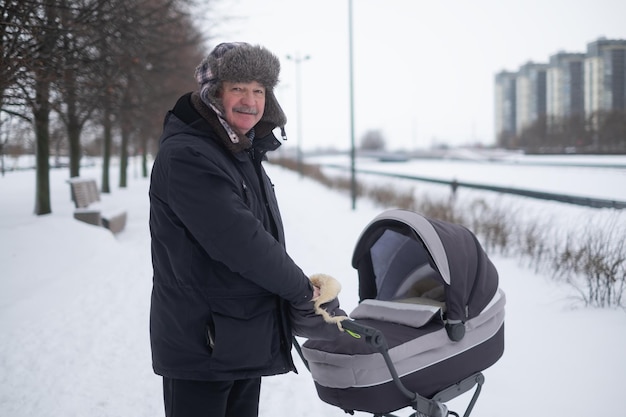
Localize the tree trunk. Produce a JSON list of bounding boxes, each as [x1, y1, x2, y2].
[[119, 122, 129, 188], [140, 135, 148, 178], [68, 115, 81, 177], [34, 79, 51, 215], [30, 0, 61, 215], [101, 104, 112, 193], [118, 76, 131, 188], [65, 65, 82, 178]]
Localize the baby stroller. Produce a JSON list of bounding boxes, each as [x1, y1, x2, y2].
[[300, 209, 505, 417]]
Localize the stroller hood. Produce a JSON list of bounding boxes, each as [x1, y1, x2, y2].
[[351, 209, 498, 323]]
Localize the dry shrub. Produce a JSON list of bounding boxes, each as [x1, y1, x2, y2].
[[367, 184, 416, 210], [552, 218, 626, 307], [413, 194, 460, 224], [462, 199, 515, 255], [516, 221, 555, 273]]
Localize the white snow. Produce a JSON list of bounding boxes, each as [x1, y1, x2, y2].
[[1, 158, 625, 417]]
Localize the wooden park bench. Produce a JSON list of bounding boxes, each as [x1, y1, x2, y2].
[[67, 178, 127, 234]]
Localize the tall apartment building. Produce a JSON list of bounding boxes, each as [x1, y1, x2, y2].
[[546, 52, 585, 129], [494, 37, 626, 147], [494, 71, 517, 147], [515, 62, 548, 135], [585, 37, 626, 115]]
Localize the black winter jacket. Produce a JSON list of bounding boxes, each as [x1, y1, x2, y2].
[[149, 93, 315, 381]]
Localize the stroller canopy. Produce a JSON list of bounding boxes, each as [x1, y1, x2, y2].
[[351, 209, 499, 324]]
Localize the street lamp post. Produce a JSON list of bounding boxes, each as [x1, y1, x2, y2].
[[286, 52, 310, 177], [348, 0, 357, 210]]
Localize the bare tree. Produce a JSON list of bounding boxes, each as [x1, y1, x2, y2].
[[2, 0, 86, 214], [112, 0, 206, 187], [518, 116, 548, 153], [133, 12, 206, 178], [360, 129, 386, 151], [52, 0, 106, 178], [593, 110, 626, 152]]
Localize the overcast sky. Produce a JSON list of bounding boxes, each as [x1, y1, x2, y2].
[[205, 0, 626, 151]]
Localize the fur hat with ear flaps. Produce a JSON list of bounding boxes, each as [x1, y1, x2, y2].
[[194, 42, 287, 139]]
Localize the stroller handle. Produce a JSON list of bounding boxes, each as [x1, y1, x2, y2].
[[342, 319, 388, 350]]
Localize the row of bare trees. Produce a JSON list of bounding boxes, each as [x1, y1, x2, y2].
[[499, 110, 626, 153], [1, 0, 211, 214]]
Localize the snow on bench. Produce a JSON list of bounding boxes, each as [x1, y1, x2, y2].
[[67, 178, 127, 234]]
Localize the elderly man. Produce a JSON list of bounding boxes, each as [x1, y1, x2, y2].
[[148, 42, 345, 417]]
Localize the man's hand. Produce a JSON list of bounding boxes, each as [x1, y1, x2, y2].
[[312, 285, 321, 300]]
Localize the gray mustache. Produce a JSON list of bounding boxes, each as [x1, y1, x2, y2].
[[234, 107, 258, 115]]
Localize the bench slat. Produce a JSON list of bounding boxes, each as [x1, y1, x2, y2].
[[70, 178, 100, 208]]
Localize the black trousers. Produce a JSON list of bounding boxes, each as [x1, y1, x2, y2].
[[162, 377, 261, 417]]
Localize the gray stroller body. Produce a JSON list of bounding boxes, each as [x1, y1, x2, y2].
[[301, 209, 505, 416]]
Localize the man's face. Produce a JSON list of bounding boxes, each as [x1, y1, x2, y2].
[[220, 80, 266, 135]]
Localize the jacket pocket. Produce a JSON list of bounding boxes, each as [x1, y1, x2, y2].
[[208, 295, 278, 371]]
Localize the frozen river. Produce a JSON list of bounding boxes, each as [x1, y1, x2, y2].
[[306, 153, 626, 202]]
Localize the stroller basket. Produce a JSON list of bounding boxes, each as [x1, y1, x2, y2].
[[339, 319, 485, 417], [301, 209, 505, 416]]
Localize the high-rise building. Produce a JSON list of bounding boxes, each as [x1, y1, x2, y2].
[[515, 62, 548, 135], [585, 37, 626, 115], [547, 51, 585, 128], [494, 37, 626, 149], [494, 71, 517, 147]]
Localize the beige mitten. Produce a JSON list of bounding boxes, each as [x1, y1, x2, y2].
[[310, 273, 348, 330]]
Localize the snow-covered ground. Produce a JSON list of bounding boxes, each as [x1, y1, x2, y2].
[[1, 158, 625, 417]]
